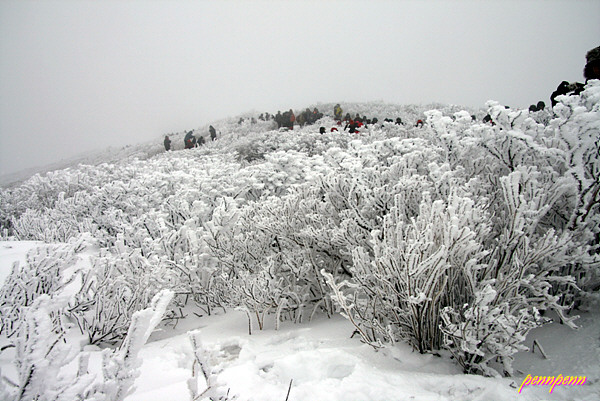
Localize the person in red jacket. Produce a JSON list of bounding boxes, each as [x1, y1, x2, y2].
[[344, 119, 360, 133], [184, 131, 195, 149], [288, 109, 295, 130]]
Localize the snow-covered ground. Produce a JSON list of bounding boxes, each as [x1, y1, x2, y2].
[[1, 95, 599, 400], [1, 242, 598, 401]]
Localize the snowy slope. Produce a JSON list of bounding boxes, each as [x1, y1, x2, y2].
[[1, 96, 599, 401]]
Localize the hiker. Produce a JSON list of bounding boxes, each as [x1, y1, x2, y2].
[[312, 108, 323, 123], [334, 104, 343, 121], [415, 119, 424, 128], [319, 126, 326, 134], [584, 45, 600, 82], [281, 110, 290, 130], [275, 111, 283, 128], [163, 135, 171, 151], [482, 115, 494, 125], [288, 109, 296, 130], [209, 125, 217, 141], [395, 117, 403, 125], [184, 131, 195, 149], [297, 110, 307, 127], [551, 81, 585, 107], [345, 119, 359, 133], [197, 135, 205, 146], [549, 46, 599, 107]]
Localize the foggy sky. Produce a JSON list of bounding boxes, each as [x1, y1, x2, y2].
[[1, 0, 599, 177]]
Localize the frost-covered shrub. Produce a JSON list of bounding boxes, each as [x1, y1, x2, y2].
[[549, 83, 600, 304], [0, 239, 86, 337], [326, 191, 490, 352], [437, 171, 588, 377], [322, 84, 599, 376], [67, 243, 179, 345], [233, 134, 275, 163], [0, 290, 173, 401], [478, 89, 600, 307], [93, 289, 173, 401], [204, 197, 310, 330], [2, 295, 97, 401], [439, 285, 541, 377]]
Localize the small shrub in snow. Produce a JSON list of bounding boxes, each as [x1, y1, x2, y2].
[[2, 295, 96, 401], [67, 244, 178, 345], [1, 290, 173, 401], [325, 192, 490, 352], [440, 285, 541, 377], [93, 289, 173, 401], [0, 240, 85, 337]]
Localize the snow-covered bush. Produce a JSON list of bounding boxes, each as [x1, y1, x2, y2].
[[439, 285, 541, 377], [1, 91, 597, 379], [2, 295, 97, 401], [67, 243, 179, 345], [0, 239, 86, 337], [0, 290, 173, 401], [93, 289, 173, 401], [326, 191, 489, 351], [322, 84, 599, 376], [204, 197, 309, 331], [549, 83, 600, 305]]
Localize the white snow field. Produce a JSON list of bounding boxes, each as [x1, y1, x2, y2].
[[1, 90, 599, 400]]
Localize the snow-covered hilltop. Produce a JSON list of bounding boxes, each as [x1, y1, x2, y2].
[[1, 90, 599, 400]]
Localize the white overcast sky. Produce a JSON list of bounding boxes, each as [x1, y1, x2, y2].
[[1, 0, 599, 176]]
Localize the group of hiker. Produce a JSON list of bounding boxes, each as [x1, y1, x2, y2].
[[163, 45, 600, 151], [549, 45, 599, 107], [335, 108, 426, 134], [163, 125, 217, 151], [485, 45, 599, 126], [272, 107, 324, 130]]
